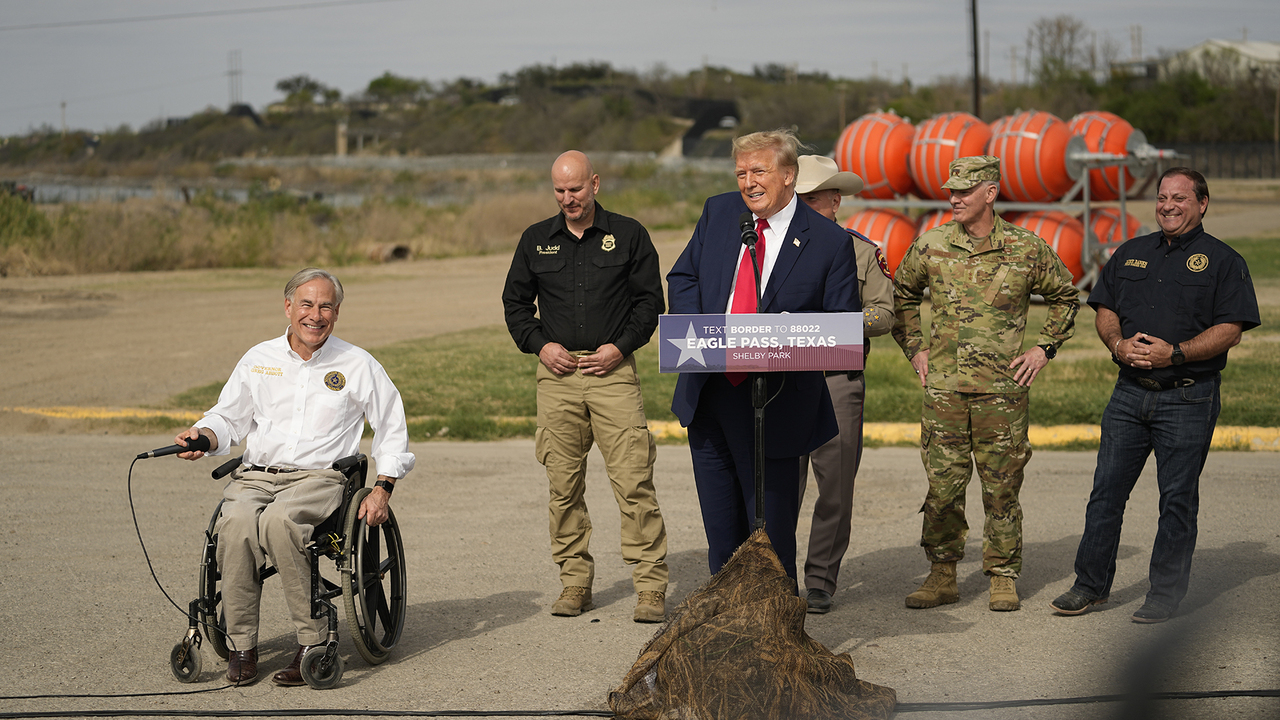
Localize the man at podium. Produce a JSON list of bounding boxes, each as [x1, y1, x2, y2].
[[667, 129, 861, 583]]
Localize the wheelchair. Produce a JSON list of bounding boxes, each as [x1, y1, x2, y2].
[[169, 453, 406, 689]]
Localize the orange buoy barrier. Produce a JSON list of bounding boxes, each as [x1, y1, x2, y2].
[[916, 209, 953, 236], [834, 112, 918, 199], [1067, 111, 1147, 201], [909, 112, 992, 200], [845, 208, 916, 277], [988, 110, 1084, 203], [1084, 207, 1147, 263], [1001, 210, 1085, 284]]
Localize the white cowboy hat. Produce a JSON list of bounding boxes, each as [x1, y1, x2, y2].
[[795, 155, 864, 196]]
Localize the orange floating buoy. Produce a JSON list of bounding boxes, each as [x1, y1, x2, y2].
[[909, 112, 992, 200], [844, 208, 916, 277], [989, 110, 1085, 203], [834, 112, 918, 200], [1067, 111, 1148, 201], [1001, 210, 1086, 284], [916, 209, 953, 236], [1084, 207, 1148, 263]]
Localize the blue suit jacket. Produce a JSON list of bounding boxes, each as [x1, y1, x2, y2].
[[667, 191, 861, 458]]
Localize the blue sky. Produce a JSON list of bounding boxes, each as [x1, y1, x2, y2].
[[0, 0, 1275, 137]]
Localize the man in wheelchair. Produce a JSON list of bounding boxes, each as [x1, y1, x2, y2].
[[174, 267, 415, 686]]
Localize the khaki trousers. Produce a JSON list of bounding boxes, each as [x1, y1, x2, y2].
[[535, 355, 668, 593], [798, 372, 865, 595], [216, 468, 346, 650]]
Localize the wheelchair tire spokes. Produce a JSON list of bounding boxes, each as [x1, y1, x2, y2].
[[343, 488, 406, 666]]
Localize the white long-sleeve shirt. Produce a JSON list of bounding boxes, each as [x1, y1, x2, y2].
[[196, 331, 415, 479]]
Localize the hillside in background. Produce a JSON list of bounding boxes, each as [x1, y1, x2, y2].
[[2, 36, 1276, 173]]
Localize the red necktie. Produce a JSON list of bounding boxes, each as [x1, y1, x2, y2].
[[726, 218, 768, 385]]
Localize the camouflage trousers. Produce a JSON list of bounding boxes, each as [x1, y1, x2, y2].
[[918, 388, 1030, 577]]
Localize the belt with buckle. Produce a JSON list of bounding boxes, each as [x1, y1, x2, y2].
[[247, 464, 301, 474], [1133, 376, 1198, 392]]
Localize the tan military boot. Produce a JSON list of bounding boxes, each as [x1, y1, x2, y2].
[[989, 575, 1020, 611], [633, 591, 666, 623], [551, 586, 593, 616], [905, 562, 959, 608]]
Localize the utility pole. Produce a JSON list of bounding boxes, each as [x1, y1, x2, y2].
[[60, 101, 66, 136], [227, 50, 242, 108], [970, 0, 980, 117]]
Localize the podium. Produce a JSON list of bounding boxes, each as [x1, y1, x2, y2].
[[659, 312, 864, 374], [659, 312, 864, 531]]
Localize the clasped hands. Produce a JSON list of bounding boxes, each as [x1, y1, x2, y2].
[[538, 342, 623, 376]]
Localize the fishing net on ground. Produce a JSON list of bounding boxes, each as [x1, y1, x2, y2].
[[608, 528, 897, 720]]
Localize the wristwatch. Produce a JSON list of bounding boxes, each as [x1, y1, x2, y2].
[[374, 479, 396, 494], [1039, 344, 1057, 360], [1171, 343, 1185, 366]]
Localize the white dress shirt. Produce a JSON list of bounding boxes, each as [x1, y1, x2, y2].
[[196, 331, 415, 479], [725, 192, 798, 313]]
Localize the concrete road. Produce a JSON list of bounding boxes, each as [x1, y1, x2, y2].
[[1, 435, 1277, 719]]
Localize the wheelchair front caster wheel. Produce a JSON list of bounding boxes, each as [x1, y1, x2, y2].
[[300, 645, 343, 689], [170, 642, 202, 683]]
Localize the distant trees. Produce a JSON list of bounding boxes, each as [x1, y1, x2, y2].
[[364, 72, 431, 103], [275, 75, 341, 107]]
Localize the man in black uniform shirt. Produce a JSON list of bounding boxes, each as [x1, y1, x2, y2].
[[503, 150, 669, 623], [1051, 168, 1260, 623]]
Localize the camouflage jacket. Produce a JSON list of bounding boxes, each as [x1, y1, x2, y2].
[[892, 214, 1079, 393]]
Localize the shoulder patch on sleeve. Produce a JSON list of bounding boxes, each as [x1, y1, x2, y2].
[[872, 244, 891, 279]]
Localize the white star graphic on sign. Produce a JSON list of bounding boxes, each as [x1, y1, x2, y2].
[[668, 322, 707, 367]]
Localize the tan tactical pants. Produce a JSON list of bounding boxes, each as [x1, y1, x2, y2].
[[535, 354, 668, 593], [216, 468, 346, 650]]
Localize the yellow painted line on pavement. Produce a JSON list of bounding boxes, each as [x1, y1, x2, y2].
[[5, 407, 1278, 451], [3, 406, 202, 422], [650, 420, 1280, 451]]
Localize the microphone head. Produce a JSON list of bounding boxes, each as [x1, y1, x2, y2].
[[738, 211, 758, 247]]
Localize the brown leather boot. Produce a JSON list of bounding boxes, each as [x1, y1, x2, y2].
[[272, 644, 319, 686], [905, 562, 959, 608], [226, 648, 258, 684]]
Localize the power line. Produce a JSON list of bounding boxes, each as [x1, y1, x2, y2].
[[0, 0, 411, 33]]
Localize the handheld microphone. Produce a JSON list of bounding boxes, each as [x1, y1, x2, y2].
[[138, 433, 210, 460], [739, 212, 758, 249]]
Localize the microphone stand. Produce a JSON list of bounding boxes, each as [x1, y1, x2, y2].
[[748, 242, 767, 532]]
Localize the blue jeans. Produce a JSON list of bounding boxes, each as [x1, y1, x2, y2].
[[1070, 374, 1221, 612]]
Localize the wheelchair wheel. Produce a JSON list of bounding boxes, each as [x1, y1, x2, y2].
[[342, 487, 407, 666], [300, 645, 344, 689], [197, 503, 230, 660], [169, 641, 202, 683]]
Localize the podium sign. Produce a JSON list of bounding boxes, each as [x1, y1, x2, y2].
[[659, 313, 864, 374]]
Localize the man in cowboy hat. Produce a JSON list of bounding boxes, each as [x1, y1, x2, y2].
[[892, 155, 1079, 612], [794, 155, 894, 613]]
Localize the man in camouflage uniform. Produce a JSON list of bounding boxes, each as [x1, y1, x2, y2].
[[893, 156, 1078, 612]]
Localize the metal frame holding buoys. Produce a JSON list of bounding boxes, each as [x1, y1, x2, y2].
[[833, 109, 1182, 289]]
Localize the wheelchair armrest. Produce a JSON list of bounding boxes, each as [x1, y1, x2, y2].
[[332, 453, 367, 475], [212, 456, 243, 480]]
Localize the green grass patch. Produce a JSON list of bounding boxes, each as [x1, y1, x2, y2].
[[1228, 237, 1280, 279]]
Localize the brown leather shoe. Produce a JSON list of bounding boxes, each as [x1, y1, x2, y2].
[[226, 648, 258, 684], [272, 644, 319, 687]]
